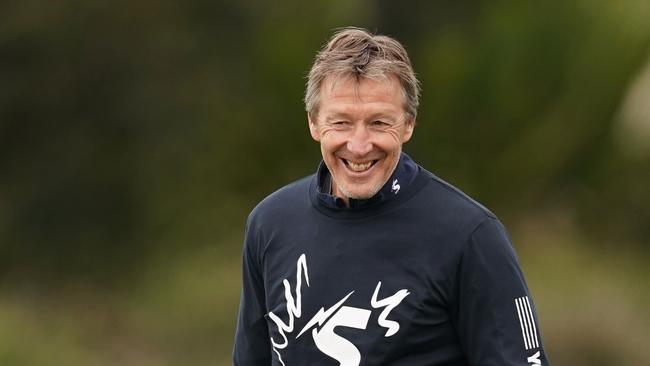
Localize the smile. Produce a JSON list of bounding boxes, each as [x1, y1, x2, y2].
[[342, 159, 378, 173]]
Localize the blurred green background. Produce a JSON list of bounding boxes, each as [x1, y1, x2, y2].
[[2, 1, 650, 365]]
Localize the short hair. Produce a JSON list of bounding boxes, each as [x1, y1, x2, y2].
[[305, 27, 421, 120]]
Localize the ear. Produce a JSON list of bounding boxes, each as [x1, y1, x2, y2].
[[402, 116, 415, 143], [308, 113, 320, 142]]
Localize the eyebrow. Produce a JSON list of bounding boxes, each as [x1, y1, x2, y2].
[[323, 111, 400, 122], [323, 112, 351, 122]]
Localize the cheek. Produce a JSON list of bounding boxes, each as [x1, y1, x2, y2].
[[383, 129, 406, 146], [319, 130, 345, 148], [317, 127, 334, 141], [319, 138, 339, 159]]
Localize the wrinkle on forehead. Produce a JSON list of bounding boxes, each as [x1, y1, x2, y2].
[[323, 73, 406, 107]]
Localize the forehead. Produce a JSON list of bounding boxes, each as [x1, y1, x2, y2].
[[318, 75, 405, 117]]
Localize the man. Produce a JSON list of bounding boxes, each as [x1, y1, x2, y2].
[[233, 27, 549, 366]]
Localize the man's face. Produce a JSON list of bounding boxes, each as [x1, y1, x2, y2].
[[309, 75, 414, 205]]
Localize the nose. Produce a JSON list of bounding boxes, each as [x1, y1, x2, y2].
[[346, 125, 372, 156]]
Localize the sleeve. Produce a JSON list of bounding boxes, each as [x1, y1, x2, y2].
[[452, 216, 550, 366], [232, 218, 272, 365]]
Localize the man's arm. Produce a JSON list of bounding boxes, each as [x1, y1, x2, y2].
[[452, 217, 550, 365], [233, 220, 271, 365]]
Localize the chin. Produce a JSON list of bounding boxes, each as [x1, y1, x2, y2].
[[340, 182, 384, 200]]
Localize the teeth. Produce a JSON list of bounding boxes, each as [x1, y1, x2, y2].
[[347, 160, 373, 172]]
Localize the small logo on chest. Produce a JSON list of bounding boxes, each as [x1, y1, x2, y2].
[[391, 179, 400, 194]]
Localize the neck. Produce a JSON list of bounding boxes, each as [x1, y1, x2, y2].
[[330, 181, 350, 207]]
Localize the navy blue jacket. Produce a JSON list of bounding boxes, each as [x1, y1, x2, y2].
[[233, 154, 549, 365]]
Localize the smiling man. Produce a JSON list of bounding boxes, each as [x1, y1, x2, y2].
[[308, 74, 413, 205], [233, 27, 550, 366]]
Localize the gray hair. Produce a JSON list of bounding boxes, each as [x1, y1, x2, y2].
[[305, 27, 421, 119]]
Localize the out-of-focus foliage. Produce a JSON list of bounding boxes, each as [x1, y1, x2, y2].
[[1, 1, 649, 365]]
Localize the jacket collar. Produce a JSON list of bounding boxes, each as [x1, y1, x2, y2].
[[316, 152, 418, 209]]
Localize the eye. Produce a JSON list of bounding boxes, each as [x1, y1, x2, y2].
[[371, 120, 390, 127]]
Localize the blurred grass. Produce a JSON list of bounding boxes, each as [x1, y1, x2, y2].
[[1, 214, 649, 366], [515, 211, 650, 366], [0, 241, 241, 366]]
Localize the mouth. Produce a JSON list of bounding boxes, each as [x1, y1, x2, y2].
[[341, 158, 378, 173]]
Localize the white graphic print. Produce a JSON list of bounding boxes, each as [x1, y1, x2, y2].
[[527, 351, 542, 365], [515, 296, 539, 350], [268, 254, 410, 366], [310, 306, 371, 365], [371, 281, 410, 337], [267, 255, 309, 362], [391, 179, 400, 194]]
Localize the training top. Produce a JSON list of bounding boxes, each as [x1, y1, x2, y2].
[[233, 153, 549, 366]]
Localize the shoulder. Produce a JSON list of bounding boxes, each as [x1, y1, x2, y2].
[[246, 174, 314, 231], [414, 168, 498, 233], [425, 168, 495, 216]]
